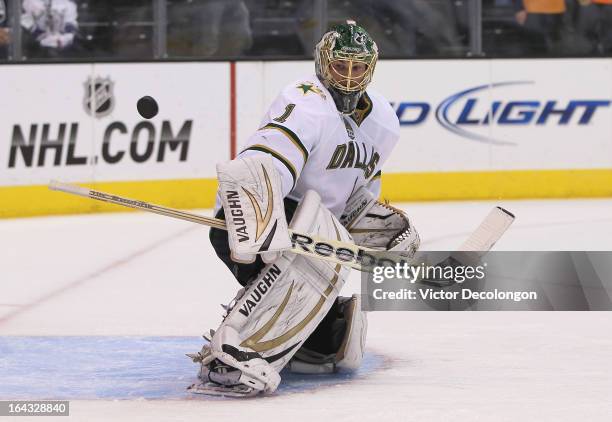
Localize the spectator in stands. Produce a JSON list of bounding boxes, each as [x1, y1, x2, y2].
[[0, 0, 9, 59], [512, 0, 567, 54], [92, 0, 156, 59], [350, 0, 463, 57], [21, 0, 79, 58], [167, 0, 252, 57], [576, 0, 612, 54]]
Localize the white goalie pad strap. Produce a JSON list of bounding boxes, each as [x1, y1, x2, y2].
[[210, 190, 353, 387], [217, 155, 291, 262], [341, 186, 420, 256]]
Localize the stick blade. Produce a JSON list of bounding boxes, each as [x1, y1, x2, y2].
[[48, 180, 91, 198], [458, 206, 515, 253]]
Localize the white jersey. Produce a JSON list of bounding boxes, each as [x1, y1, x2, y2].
[[236, 75, 400, 218], [21, 0, 78, 34]]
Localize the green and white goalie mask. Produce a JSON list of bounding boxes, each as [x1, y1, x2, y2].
[[315, 20, 378, 115]]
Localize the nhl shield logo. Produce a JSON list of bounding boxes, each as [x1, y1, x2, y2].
[[84, 77, 115, 118]]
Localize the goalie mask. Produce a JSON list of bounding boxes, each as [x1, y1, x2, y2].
[[315, 20, 378, 115]]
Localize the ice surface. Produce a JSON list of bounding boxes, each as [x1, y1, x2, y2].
[[0, 336, 385, 400], [1, 199, 611, 421]]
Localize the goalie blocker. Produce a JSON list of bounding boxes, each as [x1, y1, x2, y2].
[[212, 155, 297, 286], [216, 155, 292, 264]]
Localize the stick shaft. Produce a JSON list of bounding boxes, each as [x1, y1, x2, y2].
[[49, 181, 373, 270], [50, 181, 227, 230], [48, 181, 515, 272]]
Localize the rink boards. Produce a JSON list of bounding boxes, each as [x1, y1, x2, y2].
[[0, 59, 611, 217]]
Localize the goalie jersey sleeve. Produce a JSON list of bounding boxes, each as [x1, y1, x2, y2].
[[239, 81, 329, 197]]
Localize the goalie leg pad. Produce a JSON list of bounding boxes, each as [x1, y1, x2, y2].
[[195, 190, 353, 394], [287, 294, 368, 374], [335, 294, 368, 371]]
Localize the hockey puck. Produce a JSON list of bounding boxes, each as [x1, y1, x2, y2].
[[137, 96, 159, 119]]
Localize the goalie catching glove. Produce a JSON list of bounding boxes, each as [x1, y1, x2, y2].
[[340, 185, 420, 255]]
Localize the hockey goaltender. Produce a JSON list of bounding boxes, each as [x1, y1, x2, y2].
[[187, 20, 420, 397]]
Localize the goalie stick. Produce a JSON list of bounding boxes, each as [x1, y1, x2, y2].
[[48, 181, 514, 272]]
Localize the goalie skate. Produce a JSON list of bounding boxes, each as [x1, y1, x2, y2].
[[187, 381, 260, 398], [186, 355, 271, 397], [186, 331, 275, 397]]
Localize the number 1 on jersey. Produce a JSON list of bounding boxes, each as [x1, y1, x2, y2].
[[273, 104, 296, 123]]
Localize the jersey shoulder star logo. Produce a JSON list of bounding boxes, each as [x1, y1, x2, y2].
[[296, 82, 326, 99]]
